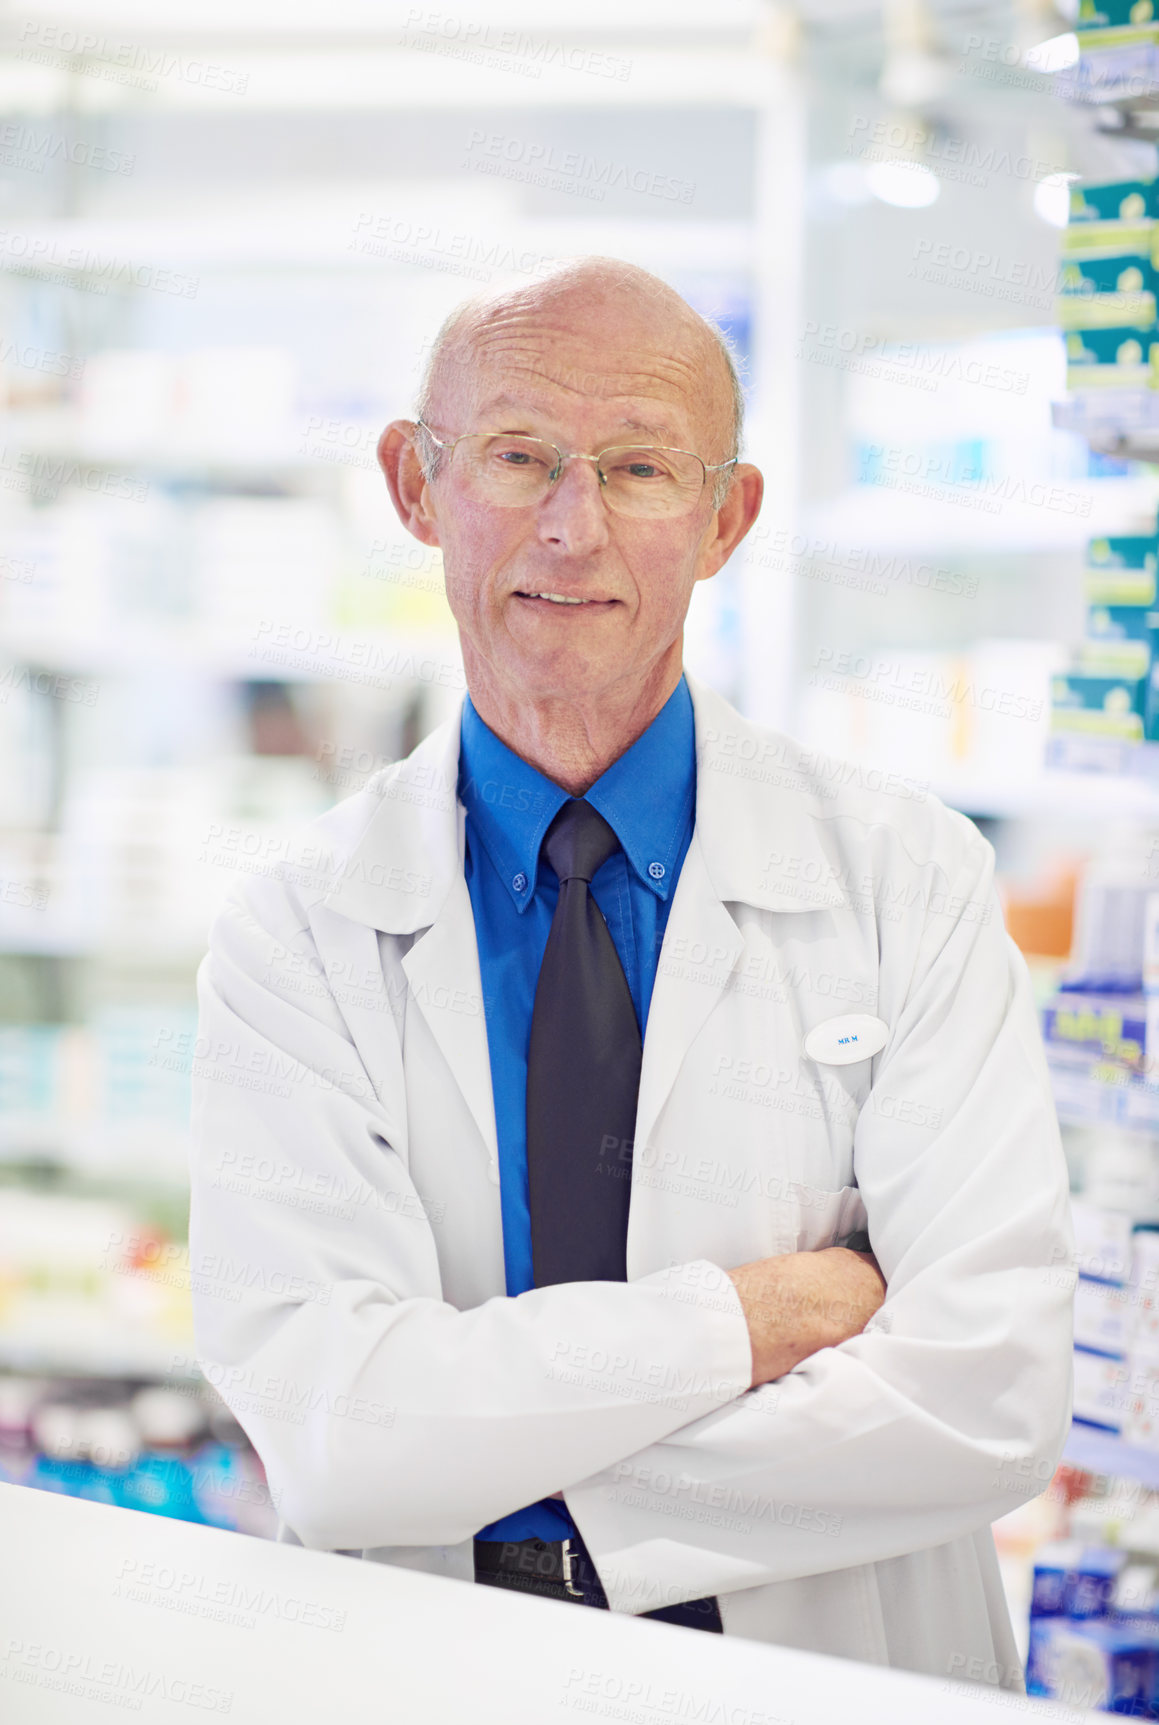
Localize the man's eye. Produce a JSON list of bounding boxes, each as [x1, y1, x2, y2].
[[618, 460, 664, 480], [492, 445, 548, 468]]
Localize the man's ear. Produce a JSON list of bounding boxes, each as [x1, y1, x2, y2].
[[695, 462, 764, 582], [378, 420, 442, 548]]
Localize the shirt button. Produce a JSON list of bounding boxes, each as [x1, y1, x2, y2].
[[648, 862, 666, 881], [512, 872, 528, 893]]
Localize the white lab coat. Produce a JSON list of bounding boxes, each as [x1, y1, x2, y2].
[[189, 673, 1074, 1689]]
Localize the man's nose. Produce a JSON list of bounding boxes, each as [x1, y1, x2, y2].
[[534, 458, 610, 554]]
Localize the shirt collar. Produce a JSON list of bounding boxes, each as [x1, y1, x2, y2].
[[458, 676, 696, 913]]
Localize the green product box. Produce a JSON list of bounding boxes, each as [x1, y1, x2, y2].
[[1065, 325, 1159, 390], [1088, 601, 1155, 640], [1148, 656, 1159, 738], [1080, 604, 1155, 675], [1058, 252, 1158, 328], [1051, 671, 1147, 740], [1085, 536, 1159, 604], [1070, 178, 1159, 223], [1076, 9, 1159, 40], [1078, 0, 1157, 26]]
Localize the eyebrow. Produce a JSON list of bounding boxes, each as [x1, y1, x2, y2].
[[471, 395, 678, 444]]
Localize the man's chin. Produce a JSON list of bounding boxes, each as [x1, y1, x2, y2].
[[495, 647, 626, 706]]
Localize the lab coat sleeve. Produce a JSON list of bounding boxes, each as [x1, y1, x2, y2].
[[188, 880, 753, 1553], [563, 820, 1075, 1616]]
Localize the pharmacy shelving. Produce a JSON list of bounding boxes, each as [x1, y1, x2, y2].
[[0, 1335, 199, 1383], [1058, 37, 1159, 116], [1044, 735, 1159, 785], [803, 477, 1159, 556], [1064, 1421, 1159, 1490], [1050, 1054, 1159, 1134], [1052, 396, 1159, 465], [0, 619, 461, 683]]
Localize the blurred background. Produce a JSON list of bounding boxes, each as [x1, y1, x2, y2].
[[3, 0, 1159, 1703]]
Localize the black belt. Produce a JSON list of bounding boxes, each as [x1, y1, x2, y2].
[[473, 1532, 722, 1633]]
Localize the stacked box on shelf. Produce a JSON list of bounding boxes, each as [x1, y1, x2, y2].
[[1054, 906, 1159, 1456], [1127, 1231, 1159, 1448], [1044, 990, 1151, 1069], [1063, 179, 1159, 408], [1072, 1199, 1135, 1436], [1026, 1540, 1159, 1714], [1069, 0, 1159, 110], [0, 1379, 277, 1538], [1052, 532, 1159, 742]]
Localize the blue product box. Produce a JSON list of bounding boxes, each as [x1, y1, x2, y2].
[[1032, 1541, 1083, 1619], [1029, 1618, 1158, 1716], [1073, 1547, 1130, 1619], [1066, 326, 1159, 392], [1028, 1542, 1084, 1697]]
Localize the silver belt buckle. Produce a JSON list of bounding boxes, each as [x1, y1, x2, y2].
[[560, 1538, 584, 1599]]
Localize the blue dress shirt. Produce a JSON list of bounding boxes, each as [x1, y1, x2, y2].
[[458, 675, 697, 1544]]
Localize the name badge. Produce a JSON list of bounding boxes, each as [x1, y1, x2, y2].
[[803, 1014, 889, 1066]]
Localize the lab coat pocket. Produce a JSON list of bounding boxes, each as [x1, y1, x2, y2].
[[780, 1181, 869, 1253]]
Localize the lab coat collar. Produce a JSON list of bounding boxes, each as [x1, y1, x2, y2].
[[321, 671, 847, 934]]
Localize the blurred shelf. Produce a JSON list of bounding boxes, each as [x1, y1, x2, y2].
[[0, 1335, 198, 1383], [938, 764, 1159, 820], [0, 216, 754, 276], [1053, 396, 1159, 462], [1049, 1053, 1159, 1133], [0, 926, 208, 961], [1064, 1421, 1159, 1488], [0, 43, 774, 116], [0, 1124, 192, 1193], [1045, 734, 1159, 786], [0, 620, 459, 682], [802, 474, 1159, 555], [0, 409, 334, 476], [1059, 43, 1159, 109]]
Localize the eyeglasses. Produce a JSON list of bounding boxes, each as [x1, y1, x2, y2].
[[414, 420, 737, 520]]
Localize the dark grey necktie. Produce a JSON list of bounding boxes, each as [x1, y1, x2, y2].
[[526, 798, 642, 1287]]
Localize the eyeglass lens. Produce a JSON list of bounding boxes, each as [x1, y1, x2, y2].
[[448, 433, 706, 518]]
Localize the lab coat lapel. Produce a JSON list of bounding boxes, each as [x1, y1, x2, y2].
[[400, 866, 498, 1162], [631, 676, 851, 1176], [321, 705, 498, 1165], [633, 828, 743, 1160]]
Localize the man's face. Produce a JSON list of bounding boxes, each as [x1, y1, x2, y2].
[[406, 290, 745, 709]]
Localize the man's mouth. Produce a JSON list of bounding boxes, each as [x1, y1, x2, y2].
[[514, 590, 614, 607]]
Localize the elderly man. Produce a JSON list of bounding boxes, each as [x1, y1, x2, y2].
[[190, 258, 1073, 1685]]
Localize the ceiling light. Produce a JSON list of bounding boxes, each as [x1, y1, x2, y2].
[[1024, 32, 1081, 72], [1034, 172, 1076, 227], [865, 161, 941, 208]]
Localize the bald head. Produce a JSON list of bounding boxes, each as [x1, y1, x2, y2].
[[415, 258, 744, 504]]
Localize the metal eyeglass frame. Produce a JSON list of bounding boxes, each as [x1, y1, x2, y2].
[[413, 419, 738, 500]]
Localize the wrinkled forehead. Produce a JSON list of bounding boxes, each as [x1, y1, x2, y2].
[[430, 296, 731, 451]]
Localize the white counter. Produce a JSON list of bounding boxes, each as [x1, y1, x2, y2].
[[0, 1483, 1092, 1725]]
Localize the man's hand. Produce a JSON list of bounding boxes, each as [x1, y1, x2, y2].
[[727, 1248, 886, 1389]]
